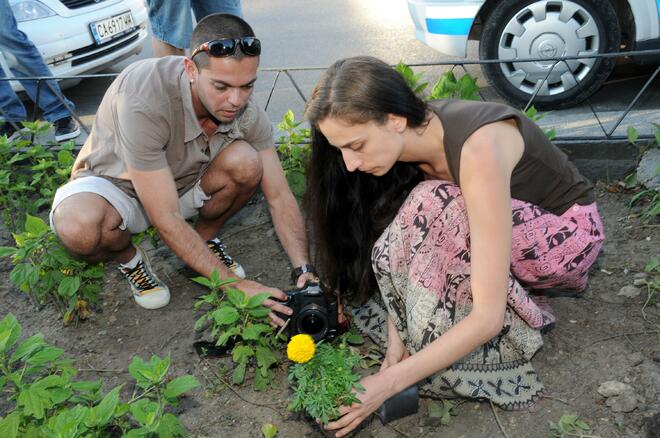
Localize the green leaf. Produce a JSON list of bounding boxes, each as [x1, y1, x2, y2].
[[345, 333, 364, 345], [0, 411, 20, 438], [25, 346, 64, 365], [191, 276, 213, 289], [254, 346, 278, 369], [261, 423, 278, 438], [0, 246, 17, 257], [58, 276, 81, 298], [156, 412, 187, 438], [232, 362, 247, 385], [243, 323, 271, 341], [248, 306, 271, 319], [644, 258, 660, 273], [164, 375, 200, 400], [226, 288, 246, 307], [627, 126, 639, 144], [0, 313, 21, 352], [246, 292, 271, 308], [232, 345, 254, 364], [129, 399, 159, 426], [217, 327, 240, 346], [212, 306, 240, 325], [24, 214, 49, 236], [10, 333, 46, 364], [88, 385, 122, 427]]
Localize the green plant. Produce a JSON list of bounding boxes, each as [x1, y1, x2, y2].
[[277, 110, 311, 199], [395, 61, 480, 102], [624, 125, 660, 221], [427, 70, 480, 101], [641, 258, 659, 322], [548, 414, 596, 438], [427, 399, 459, 426], [0, 121, 75, 232], [193, 271, 281, 391], [287, 335, 364, 424], [524, 106, 557, 140], [0, 313, 199, 437], [395, 61, 429, 95], [0, 215, 104, 324]]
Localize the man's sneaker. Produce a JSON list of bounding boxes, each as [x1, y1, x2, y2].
[[207, 238, 246, 278], [54, 117, 81, 142], [118, 247, 170, 309]]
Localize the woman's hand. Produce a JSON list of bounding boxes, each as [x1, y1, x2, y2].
[[381, 316, 409, 371], [324, 372, 395, 437]]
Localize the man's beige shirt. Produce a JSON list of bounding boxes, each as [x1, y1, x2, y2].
[[72, 56, 273, 198]]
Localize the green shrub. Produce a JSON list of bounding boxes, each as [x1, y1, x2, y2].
[[0, 121, 75, 232], [193, 272, 282, 391], [0, 215, 104, 324], [0, 313, 199, 437]]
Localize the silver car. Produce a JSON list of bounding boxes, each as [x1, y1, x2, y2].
[[408, 0, 660, 108]]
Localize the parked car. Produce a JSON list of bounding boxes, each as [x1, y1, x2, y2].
[[4, 0, 148, 91], [407, 0, 660, 109]]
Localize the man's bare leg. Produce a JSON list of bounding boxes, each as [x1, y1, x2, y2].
[[151, 37, 185, 57], [52, 193, 134, 264], [195, 140, 263, 240]]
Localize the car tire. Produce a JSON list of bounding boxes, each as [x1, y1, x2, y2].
[[479, 0, 620, 109]]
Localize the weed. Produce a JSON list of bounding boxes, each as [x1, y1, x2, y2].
[[524, 106, 557, 140], [277, 110, 311, 199], [427, 399, 460, 426], [0, 215, 104, 324], [624, 124, 660, 222], [549, 414, 596, 438], [0, 121, 75, 232], [193, 271, 281, 391], [395, 61, 480, 101], [641, 258, 659, 322], [0, 313, 199, 437]]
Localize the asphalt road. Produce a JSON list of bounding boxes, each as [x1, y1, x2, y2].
[[65, 0, 658, 140]]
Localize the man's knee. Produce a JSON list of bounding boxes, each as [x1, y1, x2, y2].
[[215, 141, 263, 187], [52, 194, 117, 255]]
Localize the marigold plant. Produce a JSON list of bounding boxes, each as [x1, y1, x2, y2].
[[287, 337, 364, 424]]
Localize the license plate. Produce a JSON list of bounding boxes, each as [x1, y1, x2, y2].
[[90, 11, 135, 45]]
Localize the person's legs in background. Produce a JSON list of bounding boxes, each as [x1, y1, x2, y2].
[[146, 0, 192, 57], [0, 0, 79, 141], [192, 0, 243, 22]]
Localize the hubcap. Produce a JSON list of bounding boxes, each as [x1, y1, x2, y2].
[[497, 0, 600, 96]]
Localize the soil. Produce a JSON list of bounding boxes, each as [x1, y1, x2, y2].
[[1, 183, 659, 438]]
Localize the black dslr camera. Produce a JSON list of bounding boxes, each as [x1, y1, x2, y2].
[[280, 282, 338, 342]]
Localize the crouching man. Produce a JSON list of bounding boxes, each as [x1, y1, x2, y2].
[[50, 14, 313, 326]]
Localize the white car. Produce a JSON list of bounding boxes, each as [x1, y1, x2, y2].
[[408, 0, 660, 109], [4, 0, 148, 91]]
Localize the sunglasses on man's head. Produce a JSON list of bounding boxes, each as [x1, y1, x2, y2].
[[190, 37, 261, 59]]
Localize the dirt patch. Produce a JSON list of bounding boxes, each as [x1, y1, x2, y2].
[[1, 184, 658, 438]]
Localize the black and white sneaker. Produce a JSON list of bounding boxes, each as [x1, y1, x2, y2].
[[118, 246, 170, 309], [54, 117, 81, 142], [207, 237, 246, 279]]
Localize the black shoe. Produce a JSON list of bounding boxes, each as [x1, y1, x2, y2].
[[0, 121, 19, 141], [54, 117, 81, 142]]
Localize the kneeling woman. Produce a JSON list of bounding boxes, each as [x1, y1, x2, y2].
[[304, 56, 604, 436]]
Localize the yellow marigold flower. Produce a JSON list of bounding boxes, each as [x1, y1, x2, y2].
[[287, 334, 315, 363]]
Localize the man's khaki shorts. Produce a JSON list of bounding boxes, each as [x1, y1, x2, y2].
[[49, 176, 210, 234]]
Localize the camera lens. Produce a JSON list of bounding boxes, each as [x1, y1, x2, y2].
[[296, 304, 328, 342]]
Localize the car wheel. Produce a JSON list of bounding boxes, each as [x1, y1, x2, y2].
[[479, 0, 620, 109]]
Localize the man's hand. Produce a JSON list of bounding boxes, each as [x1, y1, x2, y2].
[[234, 279, 292, 327]]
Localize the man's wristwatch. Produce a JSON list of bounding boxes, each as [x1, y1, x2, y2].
[[291, 264, 317, 284]]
